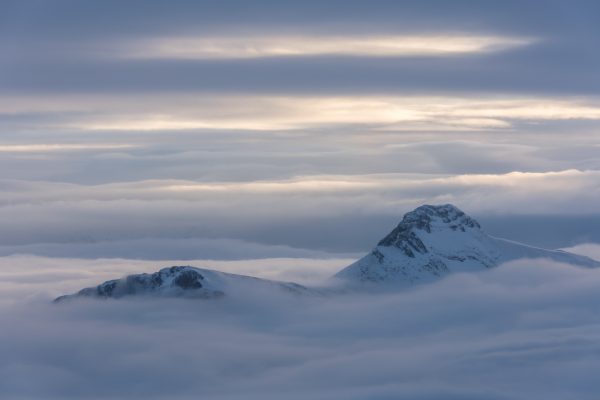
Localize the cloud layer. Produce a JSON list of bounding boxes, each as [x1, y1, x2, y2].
[[1, 170, 599, 256], [3, 259, 600, 399]]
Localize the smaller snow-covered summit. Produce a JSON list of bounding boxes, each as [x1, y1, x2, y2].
[[54, 266, 311, 302], [335, 204, 600, 285]]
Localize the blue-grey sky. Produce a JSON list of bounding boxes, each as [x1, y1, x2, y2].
[[1, 0, 600, 258]]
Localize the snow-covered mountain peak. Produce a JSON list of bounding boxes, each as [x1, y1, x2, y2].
[[335, 204, 600, 285]]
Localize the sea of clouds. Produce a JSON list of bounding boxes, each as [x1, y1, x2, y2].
[[3, 249, 600, 399]]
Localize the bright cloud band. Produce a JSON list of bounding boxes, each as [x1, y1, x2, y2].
[[2, 94, 599, 132], [122, 34, 535, 59]]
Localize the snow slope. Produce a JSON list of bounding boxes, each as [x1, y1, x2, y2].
[[335, 204, 600, 286]]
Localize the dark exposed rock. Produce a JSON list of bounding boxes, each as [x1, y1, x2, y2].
[[173, 269, 204, 289], [378, 224, 429, 257], [97, 280, 118, 297], [419, 259, 449, 277], [372, 248, 385, 263]]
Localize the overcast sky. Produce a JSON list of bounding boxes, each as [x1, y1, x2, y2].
[[3, 3, 600, 398], [1, 0, 600, 259]]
